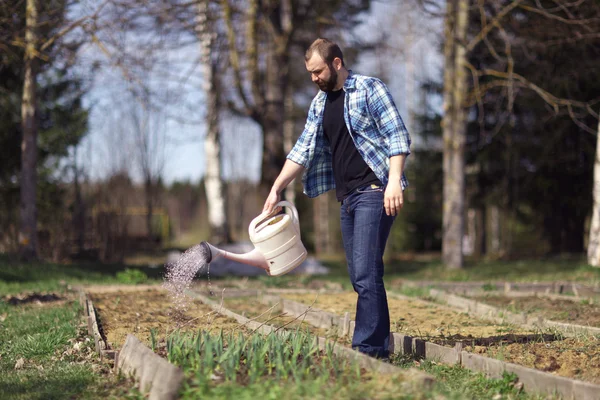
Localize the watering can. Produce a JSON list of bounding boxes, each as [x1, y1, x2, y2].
[[200, 201, 308, 276]]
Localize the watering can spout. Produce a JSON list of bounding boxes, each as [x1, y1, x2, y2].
[[199, 241, 270, 272]]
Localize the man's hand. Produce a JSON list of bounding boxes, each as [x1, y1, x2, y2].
[[261, 160, 305, 215], [384, 180, 403, 216], [262, 188, 282, 215]]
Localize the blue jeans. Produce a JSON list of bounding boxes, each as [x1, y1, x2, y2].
[[340, 185, 395, 358]]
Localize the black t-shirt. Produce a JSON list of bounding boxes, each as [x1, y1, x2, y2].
[[322, 89, 381, 201]]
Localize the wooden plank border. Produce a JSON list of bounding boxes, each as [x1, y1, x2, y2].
[[77, 288, 182, 399], [268, 292, 600, 400], [425, 288, 600, 337], [399, 280, 600, 298]]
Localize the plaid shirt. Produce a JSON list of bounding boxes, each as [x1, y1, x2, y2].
[[287, 72, 411, 198]]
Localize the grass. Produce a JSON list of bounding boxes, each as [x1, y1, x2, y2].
[[0, 298, 141, 400], [0, 255, 149, 399], [314, 254, 600, 285], [0, 253, 162, 296], [408, 359, 552, 400]]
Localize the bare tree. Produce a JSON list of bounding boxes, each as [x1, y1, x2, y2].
[[128, 94, 167, 241], [16, 0, 107, 260], [441, 0, 469, 269], [219, 0, 292, 197], [434, 0, 600, 268]]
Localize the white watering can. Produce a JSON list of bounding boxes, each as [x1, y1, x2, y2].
[[200, 201, 308, 276]]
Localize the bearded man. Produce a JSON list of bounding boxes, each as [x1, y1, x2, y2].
[[263, 38, 411, 359]]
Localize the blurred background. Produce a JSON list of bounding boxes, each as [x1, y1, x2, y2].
[[1, 0, 599, 273]]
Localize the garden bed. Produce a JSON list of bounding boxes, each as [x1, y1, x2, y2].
[[279, 291, 600, 384], [466, 293, 600, 327], [280, 291, 537, 340], [220, 296, 349, 343], [88, 286, 432, 399], [88, 287, 252, 350]]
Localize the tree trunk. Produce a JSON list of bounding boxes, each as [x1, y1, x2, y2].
[[19, 0, 39, 260], [474, 207, 485, 257], [260, 36, 287, 197], [489, 205, 501, 255], [587, 117, 600, 266], [197, 1, 229, 244], [73, 147, 85, 255], [442, 0, 468, 269], [145, 179, 153, 240], [283, 92, 296, 205]]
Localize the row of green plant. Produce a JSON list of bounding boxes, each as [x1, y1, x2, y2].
[[165, 330, 372, 397], [161, 326, 551, 399]]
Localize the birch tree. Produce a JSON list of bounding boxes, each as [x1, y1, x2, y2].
[[19, 0, 39, 260], [197, 0, 229, 244], [587, 118, 600, 266]]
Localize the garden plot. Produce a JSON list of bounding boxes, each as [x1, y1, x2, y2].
[[279, 291, 600, 384], [88, 287, 251, 349], [88, 286, 431, 399], [219, 296, 350, 344], [466, 293, 600, 327], [280, 291, 536, 340]]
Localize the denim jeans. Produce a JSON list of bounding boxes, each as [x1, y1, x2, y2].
[[340, 184, 395, 358]]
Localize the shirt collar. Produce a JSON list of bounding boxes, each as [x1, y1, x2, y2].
[[343, 70, 355, 91]]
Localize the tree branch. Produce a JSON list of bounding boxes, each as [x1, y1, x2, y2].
[[518, 3, 600, 30], [220, 0, 254, 115], [467, 0, 526, 52], [465, 61, 600, 134], [39, 0, 110, 52]]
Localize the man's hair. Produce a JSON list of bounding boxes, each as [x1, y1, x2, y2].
[[305, 38, 345, 66]]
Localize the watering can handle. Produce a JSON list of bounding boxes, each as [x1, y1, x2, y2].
[[249, 201, 301, 238], [276, 201, 300, 234]]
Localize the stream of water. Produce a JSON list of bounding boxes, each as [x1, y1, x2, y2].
[[162, 243, 210, 312]]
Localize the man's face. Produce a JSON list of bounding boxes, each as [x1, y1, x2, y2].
[[306, 54, 338, 92]]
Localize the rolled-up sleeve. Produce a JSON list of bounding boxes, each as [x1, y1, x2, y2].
[[287, 97, 319, 168], [367, 79, 411, 157]]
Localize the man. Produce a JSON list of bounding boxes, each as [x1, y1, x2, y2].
[[262, 38, 411, 359]]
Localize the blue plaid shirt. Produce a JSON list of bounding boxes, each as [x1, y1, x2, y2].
[[287, 72, 411, 198]]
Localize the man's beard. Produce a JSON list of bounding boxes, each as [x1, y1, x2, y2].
[[317, 64, 338, 92]]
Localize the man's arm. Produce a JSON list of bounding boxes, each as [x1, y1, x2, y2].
[[263, 160, 306, 214], [385, 154, 407, 216], [366, 78, 411, 157]]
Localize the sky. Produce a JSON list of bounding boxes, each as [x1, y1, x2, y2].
[[78, 1, 442, 186]]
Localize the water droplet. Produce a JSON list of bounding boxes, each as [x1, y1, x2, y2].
[[207, 263, 214, 296], [162, 244, 209, 318]]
